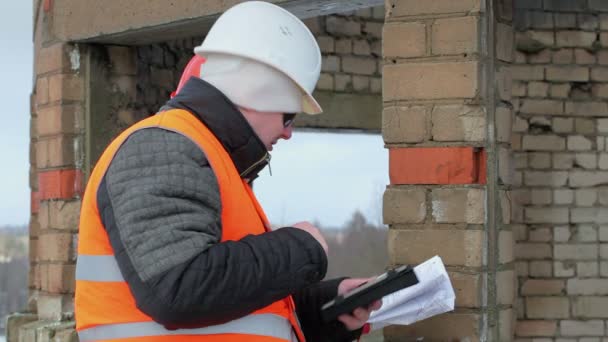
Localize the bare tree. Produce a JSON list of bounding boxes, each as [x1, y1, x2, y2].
[[323, 210, 388, 279]]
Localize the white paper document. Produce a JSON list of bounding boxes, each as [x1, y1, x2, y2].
[[367, 255, 456, 330]]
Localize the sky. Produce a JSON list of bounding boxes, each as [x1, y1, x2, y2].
[[255, 130, 388, 228], [0, 2, 33, 226], [0, 1, 389, 228]]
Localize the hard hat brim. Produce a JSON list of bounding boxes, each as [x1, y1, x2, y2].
[[302, 92, 323, 115]]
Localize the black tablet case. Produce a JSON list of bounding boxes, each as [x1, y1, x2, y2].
[[320, 265, 419, 323]]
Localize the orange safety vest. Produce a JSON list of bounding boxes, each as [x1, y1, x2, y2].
[[75, 109, 306, 342]]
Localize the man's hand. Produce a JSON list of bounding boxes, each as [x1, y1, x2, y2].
[[337, 278, 383, 331], [291, 221, 328, 255]]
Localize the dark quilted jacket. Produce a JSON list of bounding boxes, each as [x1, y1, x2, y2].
[[97, 77, 362, 341]]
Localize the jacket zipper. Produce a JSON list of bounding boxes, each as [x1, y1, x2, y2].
[[240, 152, 271, 178]]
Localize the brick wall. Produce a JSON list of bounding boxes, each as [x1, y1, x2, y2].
[[27, 33, 140, 340], [513, 0, 608, 340], [382, 0, 515, 340], [31, 42, 85, 321], [134, 6, 385, 116], [305, 7, 384, 94]]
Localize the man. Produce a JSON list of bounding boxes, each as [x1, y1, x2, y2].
[[75, 2, 380, 341]]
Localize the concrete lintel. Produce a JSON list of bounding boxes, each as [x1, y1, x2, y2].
[[295, 91, 382, 131], [52, 0, 383, 45]]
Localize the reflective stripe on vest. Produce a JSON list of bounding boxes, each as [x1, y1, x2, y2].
[[78, 314, 292, 341], [76, 255, 123, 282]]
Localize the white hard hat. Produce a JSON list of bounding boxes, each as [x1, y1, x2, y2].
[[194, 1, 323, 115], [200, 54, 305, 114]]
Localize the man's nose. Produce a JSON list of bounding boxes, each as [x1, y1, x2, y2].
[[281, 125, 293, 140]]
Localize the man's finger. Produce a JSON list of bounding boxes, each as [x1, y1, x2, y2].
[[337, 314, 362, 331], [353, 308, 369, 321], [369, 300, 382, 311]]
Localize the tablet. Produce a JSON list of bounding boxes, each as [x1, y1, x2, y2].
[[320, 265, 419, 323]]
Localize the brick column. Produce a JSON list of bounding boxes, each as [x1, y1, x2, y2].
[[382, 0, 515, 341], [13, 42, 139, 342], [512, 0, 608, 340], [32, 42, 85, 321]]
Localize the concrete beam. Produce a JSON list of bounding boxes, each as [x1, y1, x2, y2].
[[295, 91, 382, 132], [51, 0, 383, 45]]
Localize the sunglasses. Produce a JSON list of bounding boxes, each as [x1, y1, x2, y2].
[[283, 113, 297, 127]]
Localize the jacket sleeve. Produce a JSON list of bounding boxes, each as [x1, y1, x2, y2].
[[293, 278, 364, 342], [97, 127, 327, 328]]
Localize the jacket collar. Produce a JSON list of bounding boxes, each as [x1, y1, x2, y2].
[[162, 77, 270, 181]]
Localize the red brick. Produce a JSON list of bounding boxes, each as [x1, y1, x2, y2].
[[478, 150, 487, 184], [38, 169, 84, 200], [389, 147, 486, 185]]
